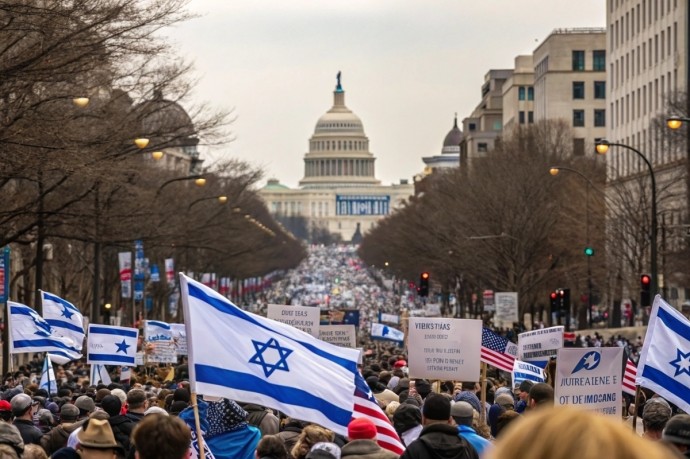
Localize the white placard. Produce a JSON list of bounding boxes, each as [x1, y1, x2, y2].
[[135, 352, 145, 366], [170, 323, 188, 356], [407, 318, 482, 381], [319, 325, 356, 348], [555, 348, 623, 417], [379, 313, 400, 325], [267, 304, 320, 337], [144, 321, 176, 364], [518, 326, 564, 361], [494, 292, 519, 327]]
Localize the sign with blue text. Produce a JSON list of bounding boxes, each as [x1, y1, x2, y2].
[[555, 347, 623, 417], [336, 195, 390, 216]]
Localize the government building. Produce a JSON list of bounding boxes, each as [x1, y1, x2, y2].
[[258, 75, 414, 242]]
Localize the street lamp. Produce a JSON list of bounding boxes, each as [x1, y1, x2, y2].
[[187, 195, 228, 210], [549, 166, 596, 328], [134, 138, 149, 149], [666, 116, 690, 130], [155, 174, 206, 197], [595, 140, 658, 303], [72, 97, 90, 108]]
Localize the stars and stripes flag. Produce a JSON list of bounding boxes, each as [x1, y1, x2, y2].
[[481, 328, 518, 373], [352, 373, 405, 455], [623, 358, 637, 396]]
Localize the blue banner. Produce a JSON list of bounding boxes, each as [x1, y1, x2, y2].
[[336, 195, 390, 216], [134, 240, 144, 301], [0, 247, 9, 303]]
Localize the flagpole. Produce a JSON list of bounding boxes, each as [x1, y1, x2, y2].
[[191, 392, 206, 457], [632, 385, 641, 431], [479, 362, 487, 424]]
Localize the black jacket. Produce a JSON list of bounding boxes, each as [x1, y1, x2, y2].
[[108, 414, 135, 450], [400, 423, 478, 459], [13, 419, 43, 445]]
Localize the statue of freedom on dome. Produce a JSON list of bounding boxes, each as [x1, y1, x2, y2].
[[336, 71, 343, 91]]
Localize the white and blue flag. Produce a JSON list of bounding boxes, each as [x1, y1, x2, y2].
[[512, 359, 545, 389], [637, 295, 690, 413], [87, 323, 139, 366], [9, 301, 82, 362], [180, 274, 360, 436], [90, 364, 112, 385], [41, 290, 85, 351], [39, 355, 57, 395], [370, 323, 404, 343]]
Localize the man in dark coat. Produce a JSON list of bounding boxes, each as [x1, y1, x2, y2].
[[101, 394, 135, 451], [399, 394, 478, 459], [10, 394, 42, 445]]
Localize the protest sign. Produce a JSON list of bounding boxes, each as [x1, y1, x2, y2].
[[144, 321, 176, 364], [408, 318, 481, 381], [267, 304, 320, 337], [555, 347, 623, 416], [170, 323, 188, 356], [379, 313, 400, 325], [518, 326, 564, 361], [512, 359, 545, 388], [319, 325, 356, 348], [494, 292, 518, 327]]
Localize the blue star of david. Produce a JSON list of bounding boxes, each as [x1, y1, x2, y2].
[[60, 305, 74, 320], [115, 339, 131, 354], [670, 349, 690, 377], [249, 337, 293, 378]]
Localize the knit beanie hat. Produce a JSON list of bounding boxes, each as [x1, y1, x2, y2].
[[347, 417, 377, 440]]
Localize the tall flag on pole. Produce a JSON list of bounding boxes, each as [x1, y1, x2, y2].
[[481, 328, 518, 373], [87, 324, 139, 366], [40, 291, 85, 351], [8, 301, 82, 362], [637, 295, 690, 413], [39, 355, 57, 395]]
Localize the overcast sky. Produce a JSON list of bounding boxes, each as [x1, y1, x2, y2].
[[165, 1, 606, 188]]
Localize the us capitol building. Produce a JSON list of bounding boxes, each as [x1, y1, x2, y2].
[[258, 74, 414, 242]]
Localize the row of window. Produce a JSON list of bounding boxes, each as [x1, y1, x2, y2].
[[610, 69, 675, 127], [304, 158, 374, 177], [572, 109, 606, 128], [572, 81, 607, 99], [310, 139, 368, 152], [517, 86, 534, 101], [610, 0, 678, 47], [269, 201, 335, 218], [572, 50, 606, 71]]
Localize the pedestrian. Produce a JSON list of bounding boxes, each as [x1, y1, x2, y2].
[[527, 383, 554, 410], [125, 389, 148, 425], [255, 434, 289, 459], [642, 398, 672, 441], [0, 422, 24, 458], [662, 414, 690, 457], [11, 393, 42, 445], [101, 394, 135, 451], [131, 413, 191, 459], [451, 401, 491, 457], [292, 425, 336, 459], [306, 442, 342, 459], [340, 417, 399, 458], [76, 417, 125, 459], [392, 404, 422, 447], [40, 403, 81, 455]]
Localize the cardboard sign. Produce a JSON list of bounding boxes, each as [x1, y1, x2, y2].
[[518, 326, 564, 361], [407, 318, 482, 381], [494, 292, 519, 327], [267, 304, 320, 337], [144, 321, 176, 364], [170, 323, 188, 356], [555, 347, 623, 416], [319, 325, 356, 348]]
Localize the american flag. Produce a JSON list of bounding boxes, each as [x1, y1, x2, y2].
[[623, 358, 637, 396], [481, 328, 518, 373], [352, 372, 405, 455]]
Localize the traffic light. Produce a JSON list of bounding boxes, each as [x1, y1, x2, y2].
[[559, 288, 571, 312], [549, 291, 559, 311], [640, 274, 651, 308], [419, 272, 430, 297], [584, 246, 594, 256]]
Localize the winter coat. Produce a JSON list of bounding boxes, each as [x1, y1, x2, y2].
[[108, 414, 136, 450], [40, 421, 83, 456], [341, 439, 400, 459], [399, 423, 478, 459], [243, 403, 280, 436], [13, 419, 43, 445], [276, 426, 302, 453]]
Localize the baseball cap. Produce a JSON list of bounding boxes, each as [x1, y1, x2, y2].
[[60, 403, 80, 421], [75, 395, 96, 413]]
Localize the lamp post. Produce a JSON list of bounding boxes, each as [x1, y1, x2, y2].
[[595, 140, 658, 304], [187, 195, 228, 210], [549, 166, 596, 328]]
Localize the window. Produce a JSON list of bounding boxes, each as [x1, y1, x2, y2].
[[594, 81, 606, 99], [573, 81, 585, 99], [527, 87, 534, 100], [469, 123, 476, 131], [528, 111, 534, 123], [518, 87, 526, 100], [493, 121, 502, 131], [593, 50, 606, 70], [594, 109, 606, 127], [573, 110, 585, 127], [572, 50, 585, 71], [477, 143, 488, 153], [519, 111, 525, 124], [573, 138, 585, 156]]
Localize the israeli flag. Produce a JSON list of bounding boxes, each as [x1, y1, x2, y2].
[[90, 364, 112, 385], [87, 324, 139, 366], [180, 274, 360, 436], [370, 323, 404, 343], [9, 301, 82, 362], [39, 356, 57, 395], [41, 290, 85, 351], [512, 359, 545, 388], [637, 295, 690, 413]]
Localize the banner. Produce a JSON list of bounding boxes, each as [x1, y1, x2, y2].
[[170, 323, 188, 356], [165, 258, 175, 286], [494, 292, 519, 327], [319, 325, 356, 348], [407, 318, 482, 381], [379, 313, 399, 325], [512, 359, 545, 389], [150, 264, 160, 283], [118, 252, 132, 299], [518, 326, 564, 361], [0, 247, 9, 303], [555, 347, 623, 416], [370, 323, 404, 343], [144, 320, 176, 363], [482, 290, 495, 313], [133, 240, 145, 301], [267, 304, 320, 337]]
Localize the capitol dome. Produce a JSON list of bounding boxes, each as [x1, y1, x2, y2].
[[299, 74, 380, 189], [441, 115, 463, 154]]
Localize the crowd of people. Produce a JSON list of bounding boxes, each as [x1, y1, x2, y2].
[[0, 244, 686, 458]]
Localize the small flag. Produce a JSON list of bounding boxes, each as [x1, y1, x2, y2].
[[637, 295, 690, 413], [90, 364, 112, 385], [39, 356, 57, 395], [512, 359, 545, 388], [41, 290, 85, 351], [180, 274, 361, 436], [370, 323, 404, 343], [9, 301, 82, 362], [481, 328, 518, 373], [120, 366, 132, 384], [87, 324, 139, 366], [623, 358, 637, 396]]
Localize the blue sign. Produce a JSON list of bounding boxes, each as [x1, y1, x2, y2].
[[336, 195, 390, 216]]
